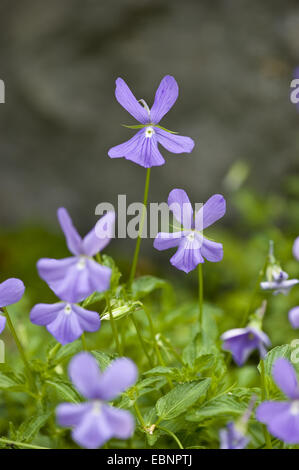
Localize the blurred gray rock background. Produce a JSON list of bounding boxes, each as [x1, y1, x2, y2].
[[0, 0, 299, 230]]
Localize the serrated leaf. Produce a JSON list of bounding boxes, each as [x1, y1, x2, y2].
[[186, 391, 252, 423], [156, 379, 211, 421], [258, 344, 299, 376], [46, 379, 80, 403], [16, 411, 52, 442], [144, 366, 175, 377], [0, 364, 25, 391]]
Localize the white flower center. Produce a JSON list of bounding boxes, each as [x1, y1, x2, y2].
[[145, 126, 154, 138], [64, 304, 72, 315], [92, 400, 102, 415], [187, 232, 195, 242], [290, 400, 299, 415], [76, 256, 86, 270]]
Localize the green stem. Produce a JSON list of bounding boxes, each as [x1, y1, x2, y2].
[[106, 294, 122, 356], [143, 308, 173, 389], [2, 307, 33, 379], [134, 401, 145, 428], [260, 360, 272, 449], [129, 168, 151, 285], [131, 314, 153, 368], [156, 426, 184, 449], [241, 257, 269, 327], [81, 333, 87, 351], [198, 263, 203, 329], [48, 342, 62, 360], [160, 335, 184, 365], [0, 437, 49, 449]]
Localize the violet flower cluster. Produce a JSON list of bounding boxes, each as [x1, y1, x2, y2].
[[30, 208, 115, 345]]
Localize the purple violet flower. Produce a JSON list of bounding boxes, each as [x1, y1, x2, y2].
[[260, 269, 299, 295], [153, 189, 226, 273], [30, 302, 100, 345], [219, 422, 250, 449], [57, 352, 137, 448], [0, 278, 25, 333], [37, 208, 115, 303], [108, 76, 195, 168], [256, 358, 299, 444], [221, 327, 270, 366]]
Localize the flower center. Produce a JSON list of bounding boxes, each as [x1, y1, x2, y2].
[[290, 400, 299, 415], [145, 126, 154, 138], [76, 256, 86, 270], [64, 304, 72, 315], [186, 232, 195, 242], [92, 400, 102, 415]]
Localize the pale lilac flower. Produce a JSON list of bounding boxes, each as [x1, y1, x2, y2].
[[30, 302, 100, 345], [57, 353, 137, 449], [260, 269, 299, 295], [0, 278, 25, 333], [153, 189, 225, 273], [37, 208, 114, 303], [220, 422, 249, 449], [221, 327, 270, 366], [108, 76, 195, 168], [256, 358, 299, 444]]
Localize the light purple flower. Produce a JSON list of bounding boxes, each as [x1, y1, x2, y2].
[[37, 208, 114, 303], [0, 278, 25, 333], [256, 358, 299, 444], [221, 327, 271, 366], [260, 269, 299, 295], [153, 189, 225, 273], [219, 422, 249, 449], [30, 302, 100, 345], [289, 306, 299, 329], [56, 352, 137, 448], [108, 76, 195, 168], [293, 236, 299, 261]]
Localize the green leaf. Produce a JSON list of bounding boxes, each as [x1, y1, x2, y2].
[[46, 379, 81, 403], [0, 364, 25, 391], [144, 366, 175, 377], [91, 350, 114, 371], [48, 340, 81, 366], [258, 344, 299, 376], [156, 379, 211, 421], [186, 388, 258, 423], [16, 411, 52, 442], [131, 275, 170, 300]]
